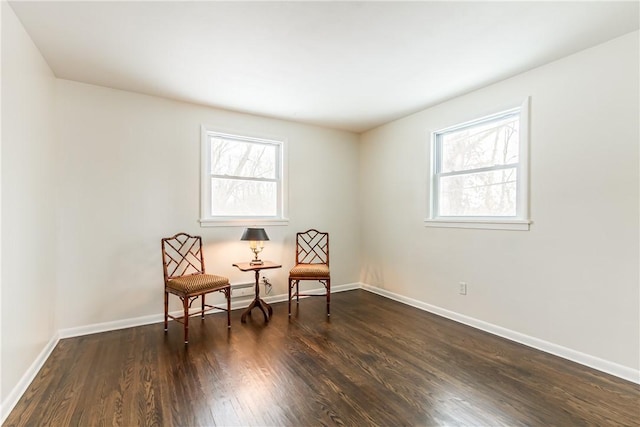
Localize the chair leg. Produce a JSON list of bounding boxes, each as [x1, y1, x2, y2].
[[201, 294, 206, 319], [164, 291, 169, 332], [296, 280, 300, 302], [288, 278, 292, 316], [183, 296, 189, 344], [327, 279, 331, 317], [226, 289, 231, 328]]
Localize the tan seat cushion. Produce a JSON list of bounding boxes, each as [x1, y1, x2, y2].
[[167, 274, 229, 294], [289, 263, 330, 278]]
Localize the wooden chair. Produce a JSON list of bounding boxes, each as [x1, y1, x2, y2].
[[288, 229, 330, 317], [161, 232, 231, 343]]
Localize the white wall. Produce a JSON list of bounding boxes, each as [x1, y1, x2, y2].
[[360, 31, 639, 371], [1, 3, 637, 414], [1, 1, 58, 405], [55, 80, 361, 329]]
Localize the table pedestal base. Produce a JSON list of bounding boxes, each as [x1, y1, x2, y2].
[[232, 262, 281, 324], [241, 297, 273, 323]]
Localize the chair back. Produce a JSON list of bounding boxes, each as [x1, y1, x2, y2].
[[161, 233, 206, 282], [295, 229, 329, 266]]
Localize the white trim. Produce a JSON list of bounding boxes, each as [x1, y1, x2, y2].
[[424, 218, 531, 231], [199, 218, 289, 227], [200, 126, 289, 225], [200, 124, 211, 221], [0, 333, 60, 425], [438, 163, 517, 178], [59, 313, 163, 339], [360, 283, 639, 384], [274, 282, 361, 301], [56, 282, 360, 339], [2, 283, 359, 420], [427, 97, 531, 228], [518, 96, 531, 220], [4, 280, 636, 423]]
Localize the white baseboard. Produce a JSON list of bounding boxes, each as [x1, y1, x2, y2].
[[0, 333, 60, 425], [58, 282, 361, 339], [58, 312, 163, 339], [2, 281, 360, 422], [360, 282, 640, 384], [3, 280, 636, 424]]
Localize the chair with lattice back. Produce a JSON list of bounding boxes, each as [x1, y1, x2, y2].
[[288, 229, 330, 317], [161, 232, 231, 343]]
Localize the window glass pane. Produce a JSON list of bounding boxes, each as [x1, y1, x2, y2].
[[439, 168, 517, 216], [210, 138, 276, 179], [211, 178, 277, 216], [440, 114, 519, 173]]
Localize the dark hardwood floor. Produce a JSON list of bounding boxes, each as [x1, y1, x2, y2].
[[4, 290, 640, 426]]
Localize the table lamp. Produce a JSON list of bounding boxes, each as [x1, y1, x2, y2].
[[241, 228, 269, 265]]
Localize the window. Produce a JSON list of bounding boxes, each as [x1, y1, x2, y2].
[[426, 98, 530, 230], [200, 127, 288, 226]]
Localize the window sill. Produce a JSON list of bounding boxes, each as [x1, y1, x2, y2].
[[424, 218, 531, 231], [200, 218, 289, 227]]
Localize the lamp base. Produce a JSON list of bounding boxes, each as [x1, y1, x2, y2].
[[250, 259, 264, 266]]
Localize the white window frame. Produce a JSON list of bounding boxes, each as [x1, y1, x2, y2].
[[200, 126, 289, 227], [425, 97, 531, 231]]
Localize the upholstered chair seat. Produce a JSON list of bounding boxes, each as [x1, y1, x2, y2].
[[289, 263, 330, 278], [167, 274, 229, 294], [288, 229, 331, 317], [161, 233, 231, 344]]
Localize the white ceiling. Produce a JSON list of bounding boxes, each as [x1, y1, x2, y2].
[[9, 1, 640, 133]]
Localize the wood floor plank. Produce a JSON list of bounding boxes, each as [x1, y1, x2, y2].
[[4, 290, 639, 426]]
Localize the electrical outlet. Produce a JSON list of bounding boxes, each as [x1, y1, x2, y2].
[[459, 282, 467, 295], [262, 276, 273, 295]]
